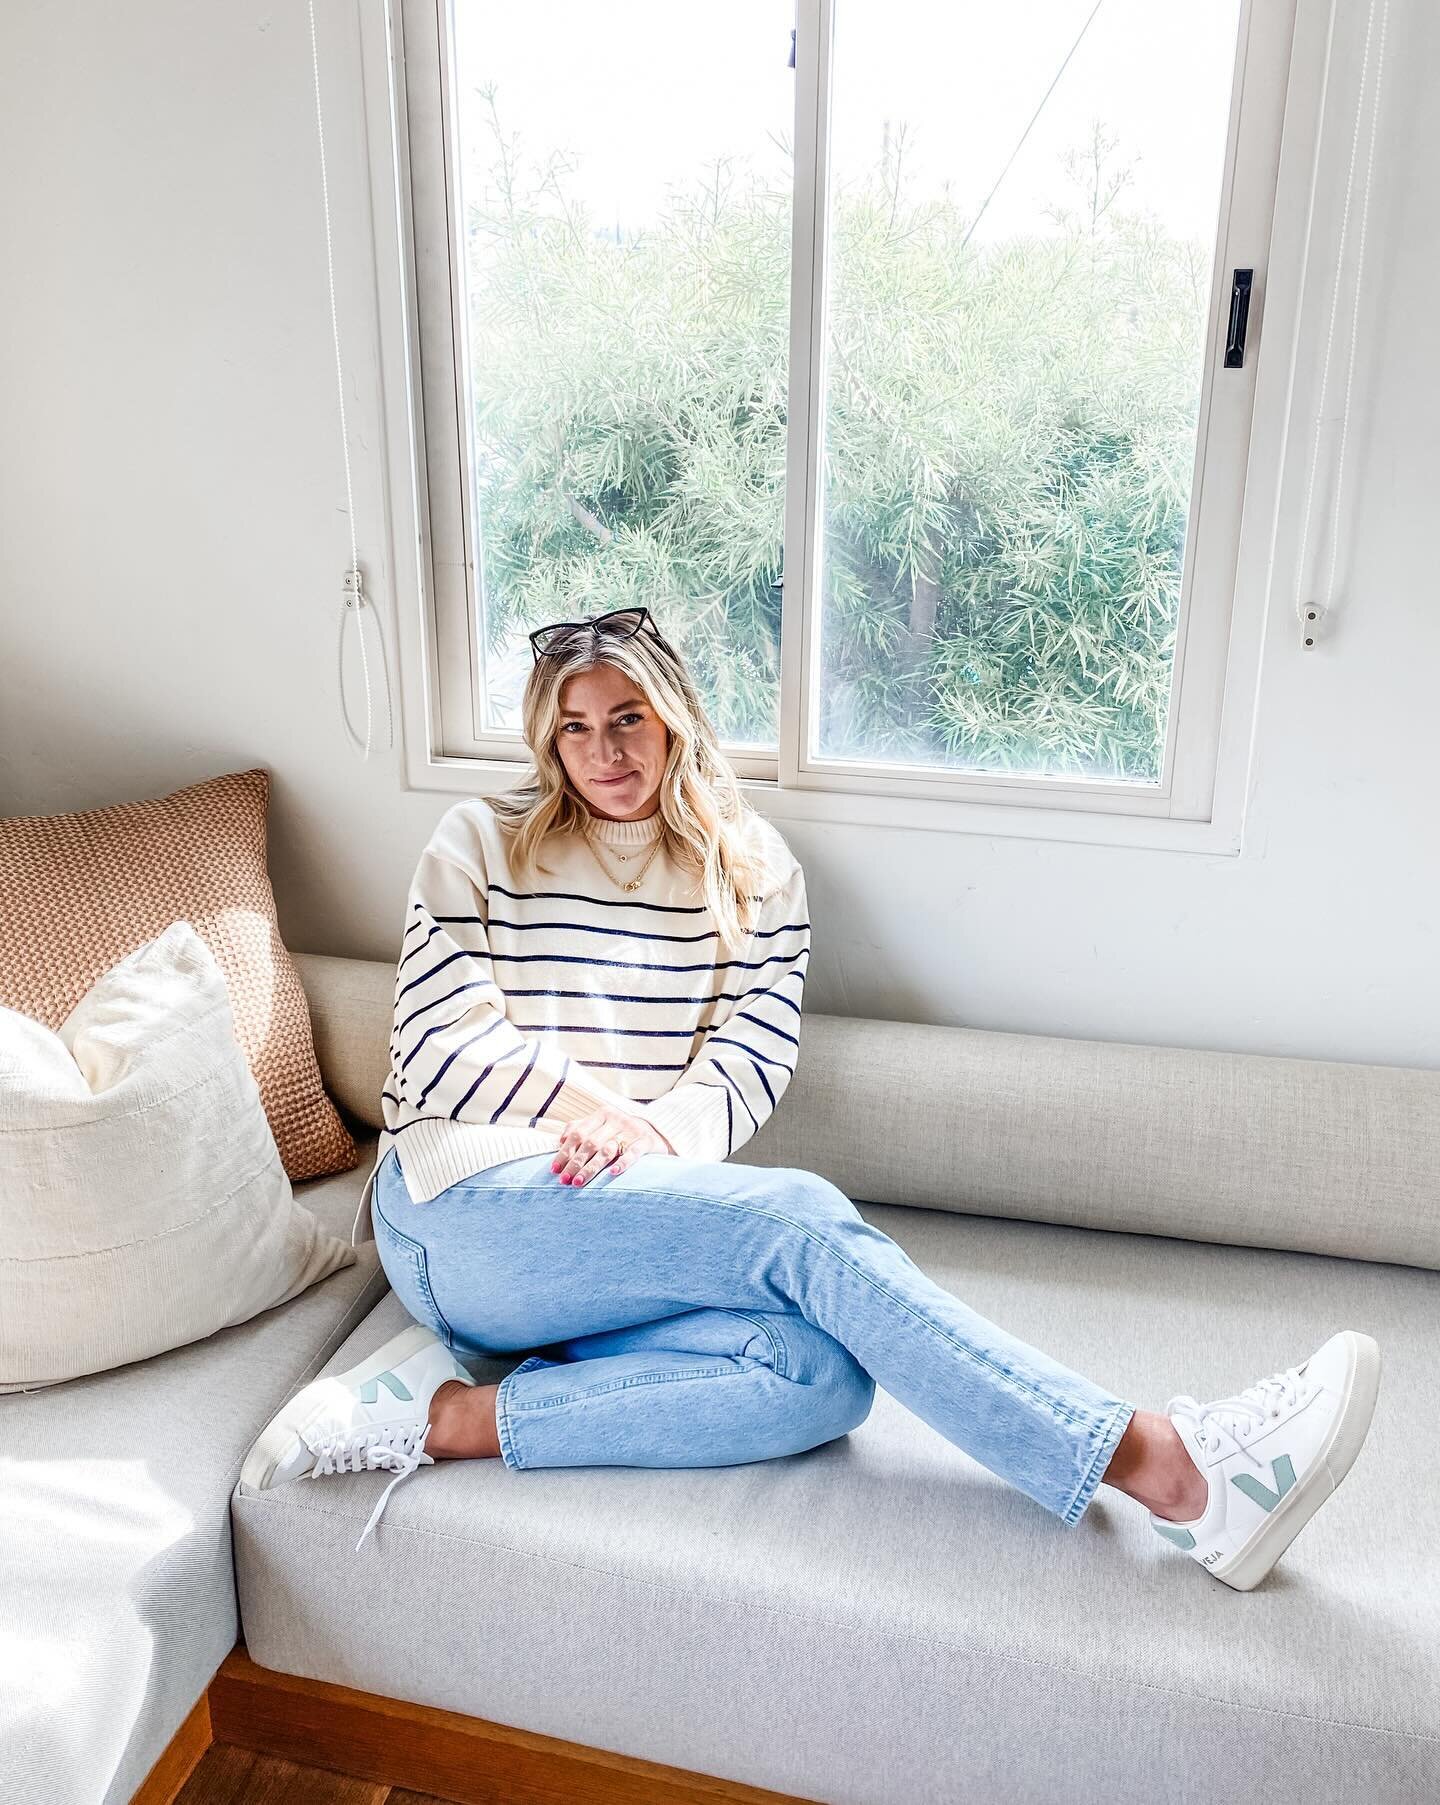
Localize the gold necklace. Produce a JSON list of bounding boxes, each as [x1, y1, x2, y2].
[[583, 824, 664, 893]]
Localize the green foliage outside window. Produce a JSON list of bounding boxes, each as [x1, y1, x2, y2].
[[465, 100, 1209, 781]]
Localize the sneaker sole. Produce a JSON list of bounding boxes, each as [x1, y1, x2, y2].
[[1211, 1329, 1381, 1592], [239, 1322, 443, 1492]]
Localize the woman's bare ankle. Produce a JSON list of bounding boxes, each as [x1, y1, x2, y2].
[[427, 1380, 502, 1460], [1103, 1409, 1208, 1521]]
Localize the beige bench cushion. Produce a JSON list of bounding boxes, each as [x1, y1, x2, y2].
[[232, 1199, 1440, 1804], [296, 952, 1440, 1269]]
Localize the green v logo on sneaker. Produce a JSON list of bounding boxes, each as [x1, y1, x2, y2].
[[357, 1370, 414, 1405], [1230, 1454, 1297, 1513]]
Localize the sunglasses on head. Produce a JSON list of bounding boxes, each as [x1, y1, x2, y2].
[[528, 606, 668, 664]]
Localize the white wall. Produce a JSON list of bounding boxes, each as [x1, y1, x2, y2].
[[2, 1, 1436, 1070]]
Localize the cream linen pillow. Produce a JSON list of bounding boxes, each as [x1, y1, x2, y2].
[[0, 919, 355, 1392]]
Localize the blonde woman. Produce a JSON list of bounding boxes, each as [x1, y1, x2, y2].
[[244, 607, 1379, 1589]]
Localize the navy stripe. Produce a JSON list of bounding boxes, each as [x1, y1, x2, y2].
[[397, 949, 476, 1000], [715, 1064, 760, 1136], [489, 883, 709, 916], [491, 1042, 541, 1123], [386, 1113, 450, 1136], [582, 1059, 689, 1072], [443, 1043, 521, 1117], [512, 1022, 697, 1039], [396, 980, 499, 1037], [731, 1008, 800, 1050], [500, 980, 804, 1012], [382, 1089, 402, 1109], [419, 892, 803, 932], [415, 1023, 514, 1106], [707, 1035, 794, 1073], [486, 913, 718, 946], [448, 1069, 485, 1118], [398, 923, 444, 967], [487, 949, 808, 976], [528, 1074, 565, 1127], [399, 1009, 483, 1074], [400, 1012, 504, 1076], [750, 1058, 778, 1111], [451, 911, 809, 946]]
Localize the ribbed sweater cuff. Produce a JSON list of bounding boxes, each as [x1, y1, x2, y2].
[[637, 1083, 731, 1163]]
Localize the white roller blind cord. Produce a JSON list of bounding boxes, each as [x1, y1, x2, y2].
[[308, 0, 394, 758], [1293, 0, 1390, 650]]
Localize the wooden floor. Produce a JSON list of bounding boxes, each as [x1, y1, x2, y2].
[[159, 1648, 808, 1805], [176, 1745, 451, 1805]]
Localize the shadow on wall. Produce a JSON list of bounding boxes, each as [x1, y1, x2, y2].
[[0, 650, 265, 820]]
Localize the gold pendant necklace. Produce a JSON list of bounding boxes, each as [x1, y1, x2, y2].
[[584, 825, 664, 893]]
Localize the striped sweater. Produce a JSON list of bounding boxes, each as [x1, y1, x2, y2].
[[351, 798, 810, 1243]]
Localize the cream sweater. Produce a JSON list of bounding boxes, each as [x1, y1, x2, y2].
[[351, 799, 809, 1243]]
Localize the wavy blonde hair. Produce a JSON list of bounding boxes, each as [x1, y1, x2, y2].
[[487, 621, 776, 957]]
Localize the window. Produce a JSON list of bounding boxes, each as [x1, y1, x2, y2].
[[379, 0, 1302, 837], [448, 2, 791, 758]]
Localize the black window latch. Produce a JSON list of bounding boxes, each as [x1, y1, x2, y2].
[[1224, 268, 1254, 369]]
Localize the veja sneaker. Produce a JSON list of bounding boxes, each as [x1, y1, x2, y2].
[[1148, 1329, 1380, 1591], [240, 1322, 474, 1552]]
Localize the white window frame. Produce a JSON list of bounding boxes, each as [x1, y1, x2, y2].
[[359, 0, 1325, 854]]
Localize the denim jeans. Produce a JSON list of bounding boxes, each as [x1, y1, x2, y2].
[[371, 1145, 1135, 1525]]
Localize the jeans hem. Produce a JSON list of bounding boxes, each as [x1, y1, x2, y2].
[[1061, 1399, 1136, 1527], [495, 1356, 550, 1470]]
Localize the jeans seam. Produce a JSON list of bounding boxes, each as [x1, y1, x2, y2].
[[491, 1182, 1091, 1431], [373, 1201, 457, 1351], [726, 1309, 788, 1378], [507, 1360, 755, 1412], [678, 1191, 1095, 1426]]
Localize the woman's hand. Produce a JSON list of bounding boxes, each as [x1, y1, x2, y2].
[[552, 1106, 675, 1186]]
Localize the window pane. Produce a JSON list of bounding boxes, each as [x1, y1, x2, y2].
[[452, 1, 793, 744], [817, 0, 1243, 781]]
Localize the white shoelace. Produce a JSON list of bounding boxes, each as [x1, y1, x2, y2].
[[1167, 1367, 1308, 1471], [303, 1421, 436, 1551]]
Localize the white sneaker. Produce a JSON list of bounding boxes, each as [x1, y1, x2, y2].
[[1149, 1329, 1381, 1591], [240, 1322, 474, 1552]]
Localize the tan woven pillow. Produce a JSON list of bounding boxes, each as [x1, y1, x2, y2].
[[0, 768, 357, 1182]]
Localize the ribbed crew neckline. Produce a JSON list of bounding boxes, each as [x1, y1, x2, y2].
[[585, 809, 663, 847]]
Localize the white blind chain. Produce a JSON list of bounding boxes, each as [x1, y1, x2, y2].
[[308, 0, 394, 757], [1292, 0, 1389, 646], [1323, 0, 1389, 617]]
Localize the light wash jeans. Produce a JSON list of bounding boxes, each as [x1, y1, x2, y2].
[[371, 1145, 1135, 1526]]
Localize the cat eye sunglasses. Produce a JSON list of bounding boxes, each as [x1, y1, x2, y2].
[[528, 606, 669, 664]]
